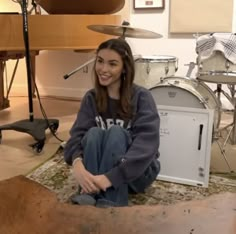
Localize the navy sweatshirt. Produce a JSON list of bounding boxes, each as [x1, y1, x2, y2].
[[64, 84, 160, 188]]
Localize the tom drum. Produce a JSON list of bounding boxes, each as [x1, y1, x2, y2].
[[134, 55, 178, 89], [197, 51, 236, 84]]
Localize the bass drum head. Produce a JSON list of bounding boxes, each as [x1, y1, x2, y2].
[[150, 76, 221, 130]]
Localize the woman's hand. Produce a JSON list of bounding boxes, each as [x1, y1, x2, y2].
[[93, 175, 112, 192], [73, 160, 100, 194]]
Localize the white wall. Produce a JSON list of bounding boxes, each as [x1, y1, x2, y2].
[[1, 0, 235, 109]]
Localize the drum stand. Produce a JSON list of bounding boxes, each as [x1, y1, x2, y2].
[[214, 84, 236, 143], [214, 83, 236, 172]]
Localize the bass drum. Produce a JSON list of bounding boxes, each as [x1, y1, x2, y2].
[[150, 76, 221, 131]]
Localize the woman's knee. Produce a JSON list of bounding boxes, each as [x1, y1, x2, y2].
[[82, 127, 103, 146], [107, 125, 131, 143]]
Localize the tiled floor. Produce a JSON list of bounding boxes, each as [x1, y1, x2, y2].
[[0, 96, 236, 181]]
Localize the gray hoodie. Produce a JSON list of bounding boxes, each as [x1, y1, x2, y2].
[[64, 84, 160, 188]]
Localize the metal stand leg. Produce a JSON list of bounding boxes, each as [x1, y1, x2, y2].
[[213, 84, 235, 172], [215, 140, 234, 172], [214, 84, 236, 144]]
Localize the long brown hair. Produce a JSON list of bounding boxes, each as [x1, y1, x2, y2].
[[93, 38, 135, 119]]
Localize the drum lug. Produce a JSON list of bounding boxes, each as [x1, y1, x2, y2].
[[146, 63, 150, 74], [165, 65, 169, 75], [175, 59, 179, 72], [226, 60, 230, 70]]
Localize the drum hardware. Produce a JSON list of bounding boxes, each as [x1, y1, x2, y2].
[[214, 83, 236, 144], [228, 84, 236, 98], [214, 84, 234, 106], [211, 84, 236, 172], [146, 63, 151, 75], [214, 106, 236, 173], [185, 62, 196, 77], [175, 59, 179, 72], [64, 57, 95, 80], [164, 64, 169, 75]]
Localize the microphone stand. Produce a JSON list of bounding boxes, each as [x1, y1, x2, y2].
[[0, 0, 59, 153]]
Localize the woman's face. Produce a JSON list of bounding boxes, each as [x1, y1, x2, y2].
[[95, 48, 124, 98]]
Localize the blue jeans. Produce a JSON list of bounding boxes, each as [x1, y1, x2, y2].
[[81, 126, 160, 206]]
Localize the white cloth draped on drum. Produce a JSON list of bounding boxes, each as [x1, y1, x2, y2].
[[196, 33, 236, 64]]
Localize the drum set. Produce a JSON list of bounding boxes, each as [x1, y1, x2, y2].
[[65, 24, 236, 171]]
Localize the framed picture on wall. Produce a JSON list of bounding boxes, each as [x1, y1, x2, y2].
[[134, 0, 165, 9]]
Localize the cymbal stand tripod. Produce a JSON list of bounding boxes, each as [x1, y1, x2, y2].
[[0, 0, 59, 153]]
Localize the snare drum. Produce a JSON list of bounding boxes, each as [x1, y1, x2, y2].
[[197, 51, 236, 84], [134, 55, 178, 89], [150, 76, 221, 131]]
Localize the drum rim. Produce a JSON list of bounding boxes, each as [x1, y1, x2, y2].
[[135, 55, 177, 62]]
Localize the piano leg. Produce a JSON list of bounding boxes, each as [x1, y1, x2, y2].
[[0, 61, 10, 110]]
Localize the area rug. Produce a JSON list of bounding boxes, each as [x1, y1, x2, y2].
[[26, 147, 236, 206]]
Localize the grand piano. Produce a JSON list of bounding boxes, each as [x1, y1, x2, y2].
[[0, 0, 124, 110]]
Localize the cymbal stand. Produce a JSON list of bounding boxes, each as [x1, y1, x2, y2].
[[213, 83, 236, 172], [64, 21, 134, 80], [0, 0, 59, 153], [214, 84, 236, 143], [63, 57, 95, 80]]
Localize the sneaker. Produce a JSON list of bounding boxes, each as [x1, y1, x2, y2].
[[95, 198, 118, 208], [70, 194, 96, 206]]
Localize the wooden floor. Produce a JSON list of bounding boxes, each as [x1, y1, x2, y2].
[[0, 96, 80, 180]]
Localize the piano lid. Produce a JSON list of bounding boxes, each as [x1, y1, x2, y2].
[[38, 0, 125, 14]]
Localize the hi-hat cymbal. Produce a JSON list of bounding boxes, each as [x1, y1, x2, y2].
[[87, 24, 162, 39]]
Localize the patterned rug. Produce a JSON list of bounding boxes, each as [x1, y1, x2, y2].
[[26, 147, 236, 206]]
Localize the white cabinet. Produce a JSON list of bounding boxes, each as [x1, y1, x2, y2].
[[157, 105, 214, 187]]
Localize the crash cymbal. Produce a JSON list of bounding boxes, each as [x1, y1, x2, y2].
[[87, 24, 162, 39]]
